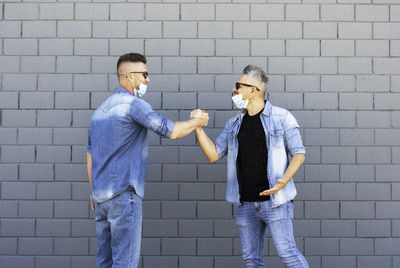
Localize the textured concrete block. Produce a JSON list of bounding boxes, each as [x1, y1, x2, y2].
[[340, 129, 374, 146], [340, 238, 374, 255], [357, 220, 391, 237], [54, 238, 88, 255], [110, 3, 144, 20], [23, 21, 56, 38], [304, 129, 339, 146], [340, 165, 374, 182], [322, 40, 354, 56], [181, 4, 214, 20], [215, 257, 245, 268], [145, 39, 179, 56], [72, 182, 90, 201], [145, 182, 178, 200], [0, 92, 18, 109], [57, 21, 91, 38], [128, 21, 162, 38], [374, 58, 400, 74], [179, 183, 214, 200], [304, 58, 337, 74], [357, 256, 392, 268], [161, 238, 196, 255], [356, 40, 389, 56], [4, 39, 37, 56], [0, 128, 17, 145], [0, 22, 21, 38], [180, 40, 214, 57], [322, 147, 355, 164], [198, 164, 227, 182], [305, 93, 338, 109], [269, 22, 302, 38], [356, 5, 388, 21], [0, 56, 20, 73], [357, 147, 390, 164], [214, 219, 238, 237], [233, 22, 267, 39], [305, 238, 339, 255], [56, 56, 90, 73], [71, 219, 96, 237], [269, 57, 302, 74], [143, 256, 177, 268], [339, 58, 372, 74], [40, 3, 73, 20], [0, 257, 34, 268], [198, 201, 232, 219], [286, 40, 319, 56], [286, 4, 319, 21], [304, 22, 337, 39], [74, 39, 108, 56], [146, 4, 179, 20], [322, 256, 356, 268], [305, 201, 339, 219], [1, 146, 35, 163], [55, 164, 86, 182], [341, 202, 374, 219], [321, 75, 355, 92], [269, 92, 303, 109], [321, 4, 354, 21], [39, 39, 73, 56], [251, 40, 284, 56], [71, 256, 96, 268], [37, 182, 71, 200], [38, 74, 72, 91], [286, 75, 319, 92], [143, 219, 177, 237], [216, 4, 249, 21], [178, 220, 213, 238], [18, 238, 53, 255], [110, 39, 144, 55], [322, 183, 355, 200], [163, 22, 197, 38], [216, 40, 250, 56], [198, 238, 232, 255], [1, 219, 35, 237], [162, 201, 196, 219], [19, 164, 53, 181], [179, 257, 213, 268], [19, 200, 53, 218], [356, 75, 390, 92], [339, 22, 372, 39], [54, 201, 89, 218], [75, 3, 108, 20], [93, 21, 127, 38], [321, 111, 355, 128], [163, 57, 196, 74], [339, 93, 373, 110], [5, 3, 39, 20], [376, 165, 400, 182], [0, 164, 18, 181], [198, 57, 232, 74], [0, 201, 18, 218], [321, 220, 355, 237], [251, 4, 284, 21], [36, 256, 70, 268], [198, 22, 232, 38], [0, 238, 17, 255], [198, 92, 232, 110], [21, 56, 55, 73]]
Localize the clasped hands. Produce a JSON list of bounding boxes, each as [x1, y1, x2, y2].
[[190, 109, 209, 127]]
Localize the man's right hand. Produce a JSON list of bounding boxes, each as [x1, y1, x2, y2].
[[190, 109, 209, 127]]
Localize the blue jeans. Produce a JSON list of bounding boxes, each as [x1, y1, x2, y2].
[[236, 201, 308, 268], [95, 189, 142, 268]]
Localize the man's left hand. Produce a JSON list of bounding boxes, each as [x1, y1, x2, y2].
[[259, 179, 285, 196]]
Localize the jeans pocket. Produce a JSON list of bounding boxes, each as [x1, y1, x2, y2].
[[109, 194, 122, 219]]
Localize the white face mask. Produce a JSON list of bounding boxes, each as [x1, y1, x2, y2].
[[232, 93, 248, 109], [134, 83, 147, 98]]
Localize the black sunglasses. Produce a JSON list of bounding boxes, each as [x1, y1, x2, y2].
[[235, 82, 260, 92], [130, 71, 149, 79]]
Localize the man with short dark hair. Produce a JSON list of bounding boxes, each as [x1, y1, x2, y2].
[[192, 65, 309, 267], [87, 53, 208, 268]]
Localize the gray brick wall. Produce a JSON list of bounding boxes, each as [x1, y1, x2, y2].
[[0, 1, 399, 268]]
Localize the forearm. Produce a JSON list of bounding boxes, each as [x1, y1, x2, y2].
[[170, 118, 201, 140], [194, 127, 219, 163], [280, 153, 305, 185], [86, 152, 93, 189]]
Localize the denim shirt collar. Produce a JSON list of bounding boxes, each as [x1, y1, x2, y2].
[[114, 86, 134, 96]]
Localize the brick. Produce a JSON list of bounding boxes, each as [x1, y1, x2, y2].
[[21, 56, 55, 73], [357, 5, 388, 22], [305, 93, 338, 109], [198, 164, 227, 182], [54, 238, 88, 255], [91, 92, 113, 109], [20, 92, 54, 109], [71, 219, 96, 237], [75, 3, 108, 20], [179, 183, 214, 200], [179, 257, 213, 268], [304, 58, 337, 74], [357, 220, 391, 237], [321, 111, 355, 127], [305, 238, 339, 255], [0, 56, 19, 73], [19, 163, 53, 181], [162, 57, 196, 74], [323, 256, 356, 268], [215, 257, 245, 268], [198, 201, 232, 219], [128, 22, 162, 38], [374, 58, 400, 74], [54, 201, 89, 218], [198, 92, 232, 110], [198, 57, 232, 74], [143, 256, 177, 268], [19, 201, 53, 218], [293, 219, 320, 237], [38, 74, 72, 91], [198, 22, 232, 38], [23, 21, 56, 37], [377, 202, 400, 218], [357, 147, 390, 164], [0, 128, 17, 145], [198, 238, 232, 255], [71, 256, 96, 268], [40, 3, 73, 19], [163, 22, 197, 38], [216, 4, 249, 21], [356, 40, 389, 57], [145, 39, 179, 56], [181, 4, 214, 20], [1, 146, 35, 163], [269, 57, 302, 74], [110, 3, 144, 20], [340, 165, 374, 182], [36, 257, 70, 268], [357, 256, 392, 268], [72, 182, 90, 200], [250, 4, 284, 21], [178, 75, 213, 92], [340, 58, 372, 74], [0, 164, 18, 181], [146, 4, 179, 20], [233, 57, 267, 74], [0, 238, 17, 254], [37, 182, 71, 200], [179, 220, 213, 238], [269, 92, 303, 109], [376, 129, 400, 146], [143, 219, 177, 237], [269, 22, 302, 38], [233, 22, 267, 39], [5, 3, 39, 20], [1, 219, 35, 236], [180, 40, 214, 56], [0, 201, 18, 218], [322, 183, 355, 200], [394, 148, 400, 164], [304, 22, 337, 39], [214, 219, 238, 237], [376, 165, 400, 181], [286, 40, 319, 56], [55, 92, 89, 109], [341, 201, 374, 219], [286, 4, 319, 21], [0, 92, 18, 109], [161, 238, 196, 255], [4, 39, 38, 56], [251, 40, 284, 56], [0, 22, 21, 38], [322, 40, 354, 56], [291, 111, 320, 128], [321, 220, 355, 237], [55, 164, 86, 182], [305, 164, 339, 181], [339, 22, 372, 39], [339, 93, 373, 110], [321, 75, 355, 92], [305, 201, 339, 218], [321, 4, 354, 21], [340, 238, 373, 255], [37, 111, 71, 128], [74, 39, 108, 56], [93, 21, 126, 38], [56, 56, 90, 73], [141, 238, 160, 255], [355, 75, 390, 92], [39, 39, 73, 56], [0, 257, 34, 268], [110, 39, 144, 55], [162, 92, 196, 110], [18, 238, 53, 256], [73, 75, 108, 92], [58, 21, 92, 38]]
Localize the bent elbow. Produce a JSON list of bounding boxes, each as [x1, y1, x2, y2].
[[208, 155, 219, 164]]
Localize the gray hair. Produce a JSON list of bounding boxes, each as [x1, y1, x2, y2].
[[242, 65, 269, 92]]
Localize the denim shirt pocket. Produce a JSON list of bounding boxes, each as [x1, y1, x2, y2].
[[269, 129, 284, 148]]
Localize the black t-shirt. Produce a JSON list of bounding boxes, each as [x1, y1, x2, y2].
[[237, 109, 270, 202]]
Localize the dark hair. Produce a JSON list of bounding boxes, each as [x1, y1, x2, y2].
[[117, 53, 147, 75], [242, 65, 269, 92]]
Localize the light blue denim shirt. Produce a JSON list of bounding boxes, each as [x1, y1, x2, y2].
[[87, 86, 174, 203], [215, 101, 305, 207]]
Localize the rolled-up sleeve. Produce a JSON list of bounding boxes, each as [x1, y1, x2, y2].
[[87, 129, 92, 153], [215, 121, 230, 159], [283, 112, 305, 157], [131, 99, 175, 138]]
